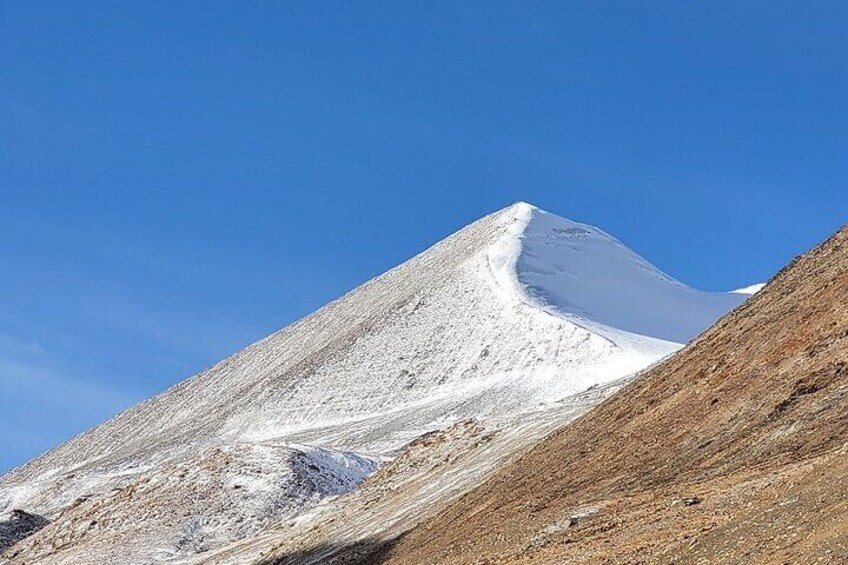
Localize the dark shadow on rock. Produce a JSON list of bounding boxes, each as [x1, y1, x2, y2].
[[259, 534, 403, 565], [0, 509, 49, 553]]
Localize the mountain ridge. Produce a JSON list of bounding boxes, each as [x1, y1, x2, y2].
[[362, 224, 848, 564], [0, 203, 750, 564]]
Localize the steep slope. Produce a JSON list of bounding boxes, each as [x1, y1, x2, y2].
[[361, 224, 848, 564], [0, 203, 748, 564], [507, 210, 744, 343]]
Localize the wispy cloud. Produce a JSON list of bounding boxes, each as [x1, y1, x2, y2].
[[0, 348, 130, 413], [0, 333, 134, 472], [0, 333, 46, 358]]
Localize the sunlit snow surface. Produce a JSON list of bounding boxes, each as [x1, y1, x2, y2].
[[0, 203, 750, 564], [732, 282, 766, 295], [510, 206, 748, 343]]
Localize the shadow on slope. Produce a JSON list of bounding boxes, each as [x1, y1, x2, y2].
[[260, 535, 403, 565], [0, 510, 48, 554]]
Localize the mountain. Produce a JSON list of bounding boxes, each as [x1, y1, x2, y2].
[[344, 225, 848, 564], [0, 203, 748, 564]]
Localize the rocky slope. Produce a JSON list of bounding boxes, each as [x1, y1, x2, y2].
[[0, 511, 47, 553], [339, 224, 848, 564], [0, 203, 748, 564]]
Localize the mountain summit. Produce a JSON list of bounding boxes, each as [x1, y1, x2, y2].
[[0, 204, 748, 564], [492, 202, 743, 343]]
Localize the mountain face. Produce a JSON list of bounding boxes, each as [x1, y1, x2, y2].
[[359, 225, 848, 564], [0, 203, 748, 564]]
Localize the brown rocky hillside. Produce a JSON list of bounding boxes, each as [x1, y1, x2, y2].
[[356, 225, 848, 564]]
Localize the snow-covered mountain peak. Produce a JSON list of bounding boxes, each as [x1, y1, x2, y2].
[[501, 200, 538, 214], [0, 203, 752, 564], [486, 204, 745, 343]]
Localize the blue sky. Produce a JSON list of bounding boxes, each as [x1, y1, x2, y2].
[[1, 1, 846, 472]]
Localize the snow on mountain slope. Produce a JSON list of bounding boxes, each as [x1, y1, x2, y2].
[[2, 444, 377, 563], [506, 208, 747, 343], [0, 202, 750, 564], [732, 282, 766, 295]]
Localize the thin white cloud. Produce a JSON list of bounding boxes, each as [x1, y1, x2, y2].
[[0, 335, 134, 471], [0, 333, 46, 357], [0, 355, 131, 414]]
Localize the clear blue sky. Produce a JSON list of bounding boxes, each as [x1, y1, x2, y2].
[[1, 1, 846, 472]]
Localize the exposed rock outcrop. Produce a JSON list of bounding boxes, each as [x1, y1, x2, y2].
[[0, 510, 48, 553]]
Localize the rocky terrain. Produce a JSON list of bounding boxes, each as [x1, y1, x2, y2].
[[325, 224, 848, 564], [0, 510, 47, 553]]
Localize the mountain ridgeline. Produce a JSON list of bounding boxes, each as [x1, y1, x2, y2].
[[363, 225, 848, 564], [1, 203, 754, 564]]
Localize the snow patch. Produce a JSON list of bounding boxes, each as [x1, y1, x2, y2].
[[512, 208, 748, 343], [732, 283, 766, 295]]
